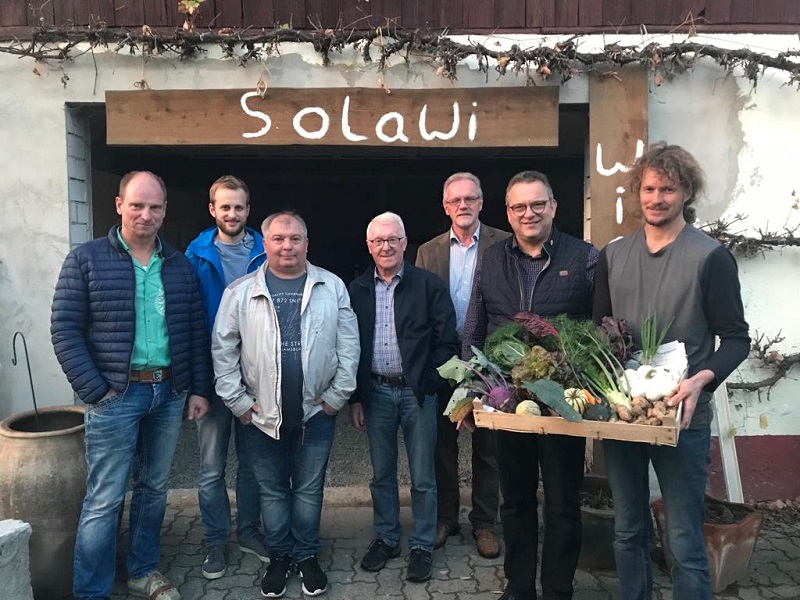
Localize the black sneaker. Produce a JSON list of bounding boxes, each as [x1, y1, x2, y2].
[[202, 543, 227, 580], [406, 548, 432, 582], [260, 556, 293, 598], [360, 538, 401, 571], [297, 555, 328, 596]]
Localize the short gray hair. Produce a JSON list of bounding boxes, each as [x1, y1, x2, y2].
[[366, 212, 405, 239], [261, 211, 308, 238], [442, 172, 483, 202]]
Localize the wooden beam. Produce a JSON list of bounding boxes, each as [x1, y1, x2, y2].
[[106, 87, 559, 147], [588, 67, 648, 248]]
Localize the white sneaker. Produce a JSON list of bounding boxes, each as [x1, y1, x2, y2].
[[128, 570, 182, 600]]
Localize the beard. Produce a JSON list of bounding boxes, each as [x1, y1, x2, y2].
[[216, 219, 246, 238]]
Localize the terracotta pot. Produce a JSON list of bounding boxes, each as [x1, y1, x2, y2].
[[0, 406, 87, 599], [651, 496, 763, 594]]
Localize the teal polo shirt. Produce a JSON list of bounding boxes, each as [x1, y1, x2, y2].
[[117, 228, 171, 370]]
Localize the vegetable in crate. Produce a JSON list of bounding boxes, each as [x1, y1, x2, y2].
[[438, 346, 516, 417]]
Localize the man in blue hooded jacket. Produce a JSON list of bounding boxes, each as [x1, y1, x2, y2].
[[185, 175, 268, 579]]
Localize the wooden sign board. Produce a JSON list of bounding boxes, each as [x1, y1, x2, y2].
[[588, 67, 648, 248], [106, 87, 559, 147]]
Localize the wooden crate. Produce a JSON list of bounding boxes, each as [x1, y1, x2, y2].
[[471, 399, 681, 446]]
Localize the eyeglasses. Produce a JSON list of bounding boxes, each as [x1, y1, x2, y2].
[[445, 195, 481, 207], [506, 199, 552, 217], [368, 236, 406, 248]]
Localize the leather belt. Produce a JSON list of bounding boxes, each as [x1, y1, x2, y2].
[[372, 373, 408, 387], [129, 367, 171, 383]]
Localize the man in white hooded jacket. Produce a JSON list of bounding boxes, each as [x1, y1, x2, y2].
[[212, 211, 360, 598]]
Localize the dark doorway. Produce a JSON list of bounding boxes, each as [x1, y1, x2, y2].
[[88, 104, 588, 284]]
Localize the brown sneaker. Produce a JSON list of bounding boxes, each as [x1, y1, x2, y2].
[[473, 527, 500, 558], [434, 522, 461, 549]]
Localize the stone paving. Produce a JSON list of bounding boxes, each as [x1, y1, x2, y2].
[[106, 490, 800, 600]]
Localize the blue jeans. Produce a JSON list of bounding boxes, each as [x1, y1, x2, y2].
[[73, 383, 186, 600], [242, 411, 336, 561], [365, 381, 437, 552], [603, 427, 712, 600], [196, 393, 262, 545]]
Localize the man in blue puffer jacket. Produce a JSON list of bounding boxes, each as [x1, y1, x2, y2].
[[185, 175, 268, 579], [51, 171, 211, 600]]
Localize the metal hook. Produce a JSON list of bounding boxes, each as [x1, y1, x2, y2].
[[12, 331, 40, 424]]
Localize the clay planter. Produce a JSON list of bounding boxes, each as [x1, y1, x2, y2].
[[578, 474, 616, 571], [651, 495, 763, 594], [0, 406, 87, 599]]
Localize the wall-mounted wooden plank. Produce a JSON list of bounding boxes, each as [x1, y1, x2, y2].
[[603, 0, 633, 27], [527, 0, 556, 28], [115, 0, 145, 27], [106, 86, 559, 147], [497, 0, 526, 28], [274, 0, 306, 28], [784, 0, 800, 22], [705, 0, 732, 22], [752, 0, 786, 23], [215, 0, 244, 27], [341, 0, 369, 28], [556, 0, 579, 27], [588, 67, 648, 248], [54, 0, 75, 26], [630, 0, 656, 25], [464, 0, 494, 28], [244, 0, 274, 27], [0, 0, 28, 26], [374, 0, 403, 26], [142, 0, 169, 25], [653, 0, 682, 25], [417, 0, 440, 28], [730, 0, 754, 22], [578, 0, 604, 27], [439, 0, 464, 27], [83, 0, 115, 26], [681, 0, 707, 23]]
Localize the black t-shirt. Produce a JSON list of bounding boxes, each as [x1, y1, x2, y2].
[[265, 269, 307, 430]]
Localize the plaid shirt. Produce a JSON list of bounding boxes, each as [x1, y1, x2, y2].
[[371, 267, 404, 376]]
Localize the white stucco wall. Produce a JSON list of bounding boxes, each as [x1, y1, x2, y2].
[[0, 33, 797, 441]]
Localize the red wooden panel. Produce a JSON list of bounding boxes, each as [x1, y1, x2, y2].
[[74, 0, 91, 24], [305, 0, 338, 27], [631, 0, 656, 24], [396, 0, 416, 29], [143, 0, 170, 25], [705, 0, 731, 22], [417, 0, 440, 28], [439, 0, 463, 27], [604, 0, 633, 26], [0, 0, 28, 26], [578, 0, 604, 26], [729, 0, 754, 21], [215, 0, 243, 26], [341, 0, 367, 28], [526, 0, 556, 27], [86, 0, 115, 26], [274, 0, 306, 28], [784, 0, 800, 22], [115, 0, 145, 27], [54, 0, 75, 25], [752, 0, 786, 23], [653, 0, 681, 25], [464, 0, 494, 27], [556, 0, 579, 26], [681, 0, 706, 23], [497, 0, 526, 27], [28, 0, 55, 25]]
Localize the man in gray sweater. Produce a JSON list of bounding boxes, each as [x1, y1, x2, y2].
[[593, 143, 750, 600]]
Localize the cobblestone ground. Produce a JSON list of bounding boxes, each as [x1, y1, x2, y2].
[[105, 492, 800, 600]]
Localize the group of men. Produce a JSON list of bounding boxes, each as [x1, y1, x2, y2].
[[51, 142, 748, 600]]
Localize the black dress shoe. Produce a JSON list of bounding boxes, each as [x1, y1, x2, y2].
[[406, 548, 432, 582], [434, 522, 461, 549]]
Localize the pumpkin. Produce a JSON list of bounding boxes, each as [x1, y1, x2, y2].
[[564, 388, 589, 414]]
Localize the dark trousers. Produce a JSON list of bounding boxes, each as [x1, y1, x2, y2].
[[497, 430, 585, 600], [435, 387, 500, 529]]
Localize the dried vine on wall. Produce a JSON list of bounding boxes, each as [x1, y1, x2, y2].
[[1, 15, 799, 393]]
